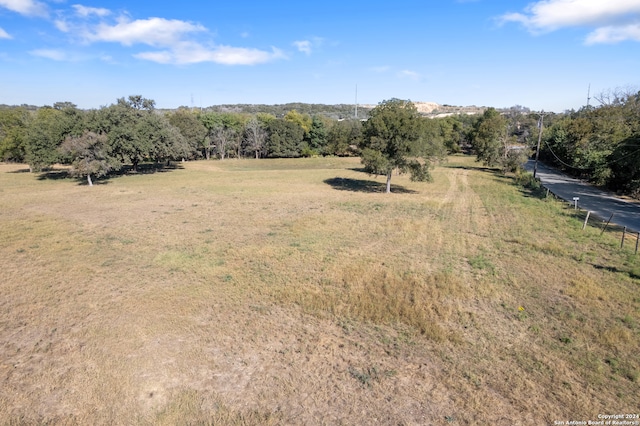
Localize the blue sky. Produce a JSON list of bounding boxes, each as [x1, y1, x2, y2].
[[1, 0, 639, 112]]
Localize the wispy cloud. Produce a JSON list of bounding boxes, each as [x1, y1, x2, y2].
[[0, 27, 11, 39], [397, 69, 421, 80], [293, 40, 312, 55], [292, 37, 324, 55], [72, 4, 111, 18], [585, 22, 640, 43], [83, 17, 206, 46], [44, 7, 287, 66], [0, 0, 48, 17], [30, 48, 70, 61], [498, 0, 640, 44], [135, 42, 285, 65]]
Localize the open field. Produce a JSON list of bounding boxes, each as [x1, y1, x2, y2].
[[1, 156, 638, 425]]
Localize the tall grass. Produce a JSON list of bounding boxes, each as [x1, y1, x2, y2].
[[0, 156, 638, 425]]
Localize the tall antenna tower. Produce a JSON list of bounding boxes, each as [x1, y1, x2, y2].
[[355, 84, 358, 119], [586, 83, 591, 108]]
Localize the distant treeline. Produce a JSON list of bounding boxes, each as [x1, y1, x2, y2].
[[0, 96, 479, 184], [193, 103, 371, 120], [1, 93, 639, 197]]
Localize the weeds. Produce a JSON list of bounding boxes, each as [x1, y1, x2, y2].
[[0, 156, 638, 424]]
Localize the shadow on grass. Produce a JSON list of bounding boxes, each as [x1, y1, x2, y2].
[[324, 177, 417, 194], [35, 162, 184, 184], [593, 263, 640, 280], [109, 162, 184, 177], [36, 169, 69, 180]]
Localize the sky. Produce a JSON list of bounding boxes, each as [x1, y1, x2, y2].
[[0, 0, 639, 112]]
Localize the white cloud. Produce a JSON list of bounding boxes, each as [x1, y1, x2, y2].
[[32, 6, 287, 66], [0, 0, 47, 17], [499, 0, 640, 43], [85, 17, 206, 46], [72, 4, 111, 18], [135, 42, 285, 65], [293, 40, 312, 55], [0, 27, 11, 39], [30, 48, 68, 61], [397, 70, 421, 80], [585, 22, 640, 43]]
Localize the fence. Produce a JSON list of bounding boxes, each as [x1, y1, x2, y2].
[[569, 207, 639, 254], [536, 185, 639, 254]]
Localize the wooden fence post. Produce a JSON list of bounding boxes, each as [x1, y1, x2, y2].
[[601, 213, 614, 235], [582, 211, 591, 230], [636, 232, 639, 255], [621, 227, 626, 249]]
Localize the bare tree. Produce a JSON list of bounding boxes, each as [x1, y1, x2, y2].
[[243, 118, 267, 159], [211, 127, 237, 160]]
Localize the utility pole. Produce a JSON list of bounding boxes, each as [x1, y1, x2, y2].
[[533, 110, 546, 179]]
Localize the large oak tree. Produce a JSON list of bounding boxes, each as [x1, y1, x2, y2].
[[359, 99, 433, 193]]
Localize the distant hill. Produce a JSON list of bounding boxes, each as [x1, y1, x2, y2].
[[198, 103, 366, 120], [2, 101, 496, 118], [195, 101, 489, 119]]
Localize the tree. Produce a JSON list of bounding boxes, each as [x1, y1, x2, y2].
[[210, 127, 237, 160], [326, 119, 361, 156], [25, 107, 64, 172], [137, 113, 188, 165], [470, 107, 509, 167], [305, 115, 328, 156], [166, 108, 207, 159], [284, 110, 312, 133], [0, 106, 30, 162], [266, 119, 305, 158], [243, 117, 268, 159], [91, 96, 156, 171], [59, 131, 116, 186], [359, 99, 433, 193], [200, 112, 245, 159]]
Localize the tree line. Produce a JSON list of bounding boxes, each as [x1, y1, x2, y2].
[[539, 90, 640, 197], [3, 93, 636, 196], [0, 95, 472, 185]]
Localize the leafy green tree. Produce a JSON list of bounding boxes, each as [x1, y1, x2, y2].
[[359, 99, 433, 193], [59, 131, 117, 186], [91, 96, 156, 171], [166, 108, 207, 159], [137, 113, 188, 165], [0, 107, 30, 162], [24, 103, 85, 172], [434, 116, 466, 154], [266, 119, 304, 158], [470, 107, 509, 167], [25, 107, 64, 172], [284, 110, 312, 133], [326, 119, 361, 156], [305, 116, 328, 156]]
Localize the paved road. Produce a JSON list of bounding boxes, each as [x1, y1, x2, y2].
[[525, 160, 640, 233]]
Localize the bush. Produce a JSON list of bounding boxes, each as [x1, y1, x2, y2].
[[514, 170, 541, 191]]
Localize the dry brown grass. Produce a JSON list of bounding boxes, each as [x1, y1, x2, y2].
[[0, 156, 638, 425]]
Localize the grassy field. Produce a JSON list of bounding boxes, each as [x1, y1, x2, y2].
[[0, 155, 638, 425]]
